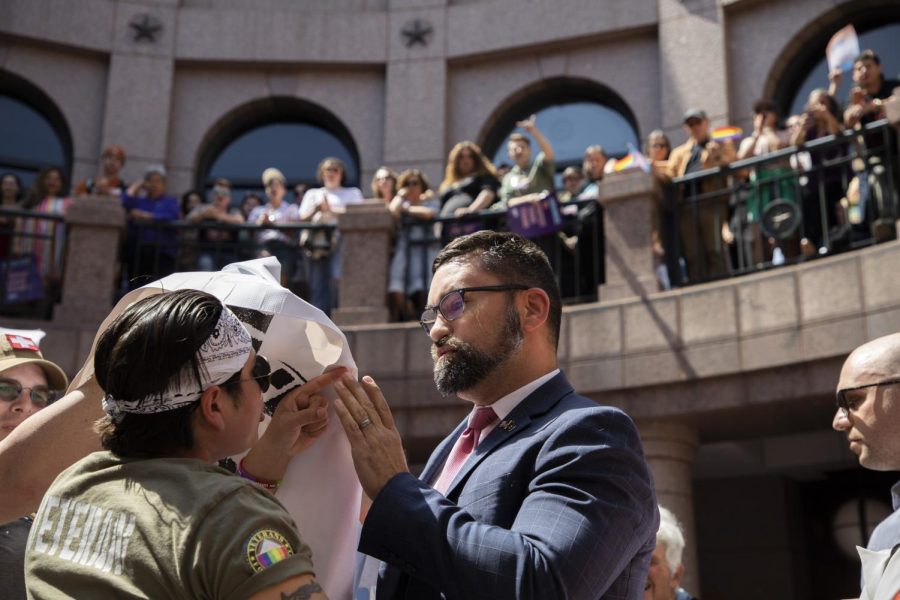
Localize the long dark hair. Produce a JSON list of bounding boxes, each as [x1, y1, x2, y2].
[[23, 166, 67, 209], [1, 172, 23, 204]]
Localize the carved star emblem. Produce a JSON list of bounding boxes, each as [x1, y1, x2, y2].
[[129, 14, 163, 43], [401, 18, 433, 48]]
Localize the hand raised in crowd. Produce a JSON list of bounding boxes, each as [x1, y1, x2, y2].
[[516, 113, 538, 132], [705, 140, 722, 160], [826, 67, 842, 99], [332, 373, 409, 499], [126, 180, 146, 197], [753, 111, 766, 135], [828, 67, 843, 88]]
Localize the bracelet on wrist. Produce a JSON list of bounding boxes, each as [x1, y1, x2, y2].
[[237, 457, 282, 493]]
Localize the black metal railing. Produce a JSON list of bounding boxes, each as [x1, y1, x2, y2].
[[0, 206, 67, 319], [671, 119, 898, 285], [391, 196, 605, 317], [121, 221, 338, 297]]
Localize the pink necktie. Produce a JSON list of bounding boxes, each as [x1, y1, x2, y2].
[[433, 406, 498, 494]]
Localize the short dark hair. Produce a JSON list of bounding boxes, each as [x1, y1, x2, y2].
[[854, 49, 881, 66], [432, 231, 562, 348], [752, 99, 777, 115], [508, 133, 531, 146], [93, 290, 242, 458]]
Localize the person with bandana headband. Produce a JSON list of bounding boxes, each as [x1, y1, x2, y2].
[[24, 290, 342, 600]]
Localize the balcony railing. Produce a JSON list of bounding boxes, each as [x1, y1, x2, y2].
[[671, 119, 897, 285], [6, 118, 899, 324], [0, 206, 67, 319]]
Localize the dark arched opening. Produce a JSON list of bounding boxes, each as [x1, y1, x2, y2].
[[0, 70, 73, 189], [480, 77, 641, 172], [195, 96, 361, 199], [767, 2, 900, 117]]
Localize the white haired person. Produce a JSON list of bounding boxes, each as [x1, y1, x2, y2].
[[645, 506, 697, 600], [24, 290, 342, 599]]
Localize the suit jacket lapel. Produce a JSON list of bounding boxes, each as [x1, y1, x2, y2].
[[443, 372, 574, 496]]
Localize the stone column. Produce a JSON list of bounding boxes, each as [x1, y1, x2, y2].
[[657, 0, 730, 135], [638, 420, 701, 595], [332, 201, 396, 326], [101, 1, 177, 181], [384, 4, 449, 187], [598, 170, 661, 301], [54, 195, 125, 325]]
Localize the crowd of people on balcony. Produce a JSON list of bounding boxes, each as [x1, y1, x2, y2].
[[0, 48, 897, 321]]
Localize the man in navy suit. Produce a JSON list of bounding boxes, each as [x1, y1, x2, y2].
[[334, 231, 658, 599]]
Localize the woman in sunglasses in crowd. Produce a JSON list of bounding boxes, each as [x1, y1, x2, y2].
[[387, 169, 440, 321], [0, 331, 68, 600], [24, 290, 341, 600]]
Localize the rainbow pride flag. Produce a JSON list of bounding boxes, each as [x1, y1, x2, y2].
[[711, 126, 743, 142], [613, 154, 635, 172], [613, 143, 651, 173]]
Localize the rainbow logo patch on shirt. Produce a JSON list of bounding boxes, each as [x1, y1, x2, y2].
[[244, 529, 294, 573]]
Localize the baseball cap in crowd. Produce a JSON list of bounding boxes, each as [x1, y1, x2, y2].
[[262, 168, 286, 187], [145, 164, 167, 179], [683, 108, 708, 123], [0, 331, 68, 391]]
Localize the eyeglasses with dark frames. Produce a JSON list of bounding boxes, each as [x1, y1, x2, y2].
[[835, 378, 900, 416], [419, 285, 529, 335], [0, 377, 59, 408]]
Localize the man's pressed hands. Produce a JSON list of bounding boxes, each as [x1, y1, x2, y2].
[[333, 373, 409, 499]]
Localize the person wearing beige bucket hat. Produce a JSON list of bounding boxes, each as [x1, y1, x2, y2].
[[0, 330, 67, 600], [0, 331, 67, 442]]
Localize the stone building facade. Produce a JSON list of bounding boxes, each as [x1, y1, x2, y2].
[[3, 0, 900, 597]]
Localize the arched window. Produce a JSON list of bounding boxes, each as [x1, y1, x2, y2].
[[197, 97, 361, 202], [770, 5, 900, 117], [0, 71, 71, 190], [480, 78, 640, 174]]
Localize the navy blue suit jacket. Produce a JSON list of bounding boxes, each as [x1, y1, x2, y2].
[[358, 372, 658, 599]]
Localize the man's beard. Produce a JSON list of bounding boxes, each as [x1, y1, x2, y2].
[[432, 304, 523, 396]]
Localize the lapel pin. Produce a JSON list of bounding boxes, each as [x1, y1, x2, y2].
[[499, 419, 516, 431]]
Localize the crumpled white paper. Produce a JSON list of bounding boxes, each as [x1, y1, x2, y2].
[[858, 544, 900, 600]]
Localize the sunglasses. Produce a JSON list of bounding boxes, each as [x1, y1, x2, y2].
[[324, 167, 341, 173], [406, 180, 422, 186], [0, 377, 59, 408], [419, 285, 528, 335], [228, 355, 272, 393], [835, 378, 900, 416]]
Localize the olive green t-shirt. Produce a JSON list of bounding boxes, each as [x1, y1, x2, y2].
[[25, 452, 315, 600], [498, 151, 556, 206]]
